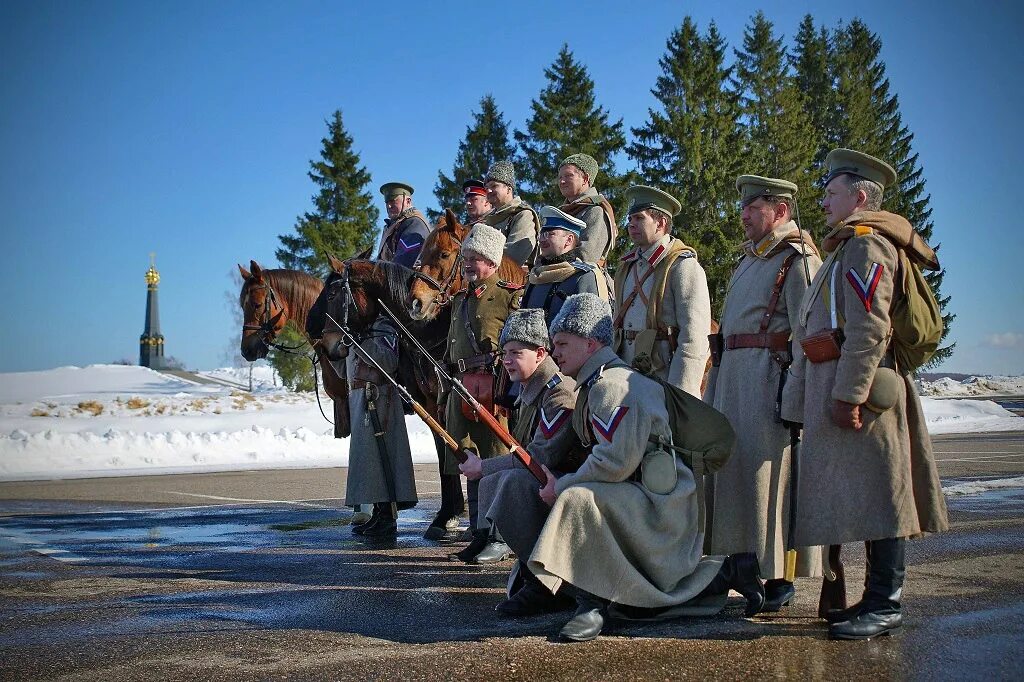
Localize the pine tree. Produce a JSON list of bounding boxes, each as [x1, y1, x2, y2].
[[513, 45, 626, 209], [628, 19, 744, 317], [733, 12, 818, 233], [789, 15, 836, 234], [276, 110, 378, 278], [831, 20, 954, 366], [430, 95, 516, 222]]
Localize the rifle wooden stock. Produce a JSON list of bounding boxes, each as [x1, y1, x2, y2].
[[409, 401, 464, 461], [817, 544, 848, 618]]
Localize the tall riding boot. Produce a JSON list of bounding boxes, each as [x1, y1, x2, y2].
[[763, 579, 795, 612], [730, 553, 766, 617], [559, 589, 609, 642], [825, 540, 872, 623], [496, 562, 573, 617], [425, 471, 465, 540], [359, 502, 397, 537], [829, 537, 904, 640]]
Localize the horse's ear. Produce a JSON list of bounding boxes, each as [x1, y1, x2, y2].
[[444, 208, 458, 231], [238, 263, 251, 280], [355, 246, 373, 260], [327, 253, 346, 274], [250, 260, 264, 281]]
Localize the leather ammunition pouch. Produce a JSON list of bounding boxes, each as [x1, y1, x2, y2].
[[800, 328, 844, 364], [459, 370, 495, 422]]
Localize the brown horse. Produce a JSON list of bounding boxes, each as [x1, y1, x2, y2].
[[408, 209, 525, 321], [237, 259, 350, 437]]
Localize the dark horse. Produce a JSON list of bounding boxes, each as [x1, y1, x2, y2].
[[237, 259, 350, 437], [306, 254, 464, 536], [408, 209, 526, 322]]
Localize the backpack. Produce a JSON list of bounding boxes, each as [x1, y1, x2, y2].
[[648, 379, 735, 476], [890, 248, 943, 372]]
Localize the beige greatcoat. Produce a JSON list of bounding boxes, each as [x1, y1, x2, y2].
[[704, 221, 822, 578], [481, 197, 539, 266], [783, 211, 949, 546], [563, 187, 615, 264], [614, 234, 712, 396], [528, 346, 724, 608]]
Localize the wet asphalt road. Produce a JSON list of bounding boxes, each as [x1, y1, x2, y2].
[[1, 431, 1022, 681]]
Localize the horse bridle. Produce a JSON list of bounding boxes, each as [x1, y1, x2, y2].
[[241, 281, 287, 349], [411, 247, 464, 310]]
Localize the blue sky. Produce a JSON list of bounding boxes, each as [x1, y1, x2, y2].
[[2, 0, 1022, 375]]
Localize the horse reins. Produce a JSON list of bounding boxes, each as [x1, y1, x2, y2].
[[411, 248, 464, 310]]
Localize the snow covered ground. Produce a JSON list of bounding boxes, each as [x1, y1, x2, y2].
[[918, 375, 1024, 397], [0, 364, 1021, 481]]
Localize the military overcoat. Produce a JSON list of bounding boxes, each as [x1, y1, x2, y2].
[[523, 257, 613, 327], [782, 210, 949, 546], [481, 197, 539, 266], [528, 346, 724, 608], [562, 187, 615, 264], [377, 208, 431, 268], [703, 221, 823, 578]]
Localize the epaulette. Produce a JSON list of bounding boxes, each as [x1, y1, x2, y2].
[[497, 280, 524, 290], [571, 260, 596, 273], [545, 374, 562, 390]]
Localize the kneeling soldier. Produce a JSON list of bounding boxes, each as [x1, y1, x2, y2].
[[460, 308, 583, 615], [444, 223, 524, 563], [530, 293, 725, 641]]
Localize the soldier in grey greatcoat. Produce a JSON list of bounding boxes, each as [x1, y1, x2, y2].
[[703, 175, 823, 612], [556, 154, 616, 265], [459, 308, 582, 616], [332, 316, 418, 536], [612, 186, 712, 396], [481, 160, 539, 267], [523, 206, 613, 326], [783, 149, 949, 640], [529, 293, 727, 642], [377, 182, 431, 268]]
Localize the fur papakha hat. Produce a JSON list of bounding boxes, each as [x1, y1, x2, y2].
[[559, 153, 599, 183], [500, 308, 550, 349], [549, 293, 613, 346], [485, 160, 516, 189], [461, 223, 506, 265]]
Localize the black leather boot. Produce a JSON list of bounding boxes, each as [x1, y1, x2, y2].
[[359, 503, 397, 537], [829, 537, 904, 640], [425, 471, 465, 540], [731, 553, 766, 617], [825, 540, 872, 623], [496, 563, 573, 617], [449, 530, 489, 562], [763, 579, 795, 612], [351, 505, 380, 535], [559, 589, 609, 642]]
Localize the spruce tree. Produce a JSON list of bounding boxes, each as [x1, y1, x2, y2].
[[513, 45, 626, 209], [733, 12, 818, 234], [430, 95, 516, 222], [831, 20, 954, 365], [276, 110, 378, 278], [628, 19, 743, 316]]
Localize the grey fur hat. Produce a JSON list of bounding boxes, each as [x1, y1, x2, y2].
[[485, 160, 516, 189], [559, 153, 599, 183], [461, 223, 506, 265], [500, 309, 550, 349], [549, 293, 613, 346]]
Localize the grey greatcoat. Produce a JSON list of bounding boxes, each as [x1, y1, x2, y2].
[[478, 357, 582, 559], [528, 346, 724, 608], [523, 257, 613, 328], [782, 211, 949, 546], [613, 234, 712, 396], [703, 221, 823, 579], [340, 317, 417, 507], [562, 187, 615, 264], [481, 197, 539, 266]]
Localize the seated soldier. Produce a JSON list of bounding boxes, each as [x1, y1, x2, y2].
[[529, 293, 728, 642], [459, 308, 583, 616], [523, 206, 614, 327]]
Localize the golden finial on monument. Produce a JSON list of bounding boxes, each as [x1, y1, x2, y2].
[[145, 252, 160, 286]]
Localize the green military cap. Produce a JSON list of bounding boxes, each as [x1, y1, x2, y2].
[[824, 148, 897, 190], [379, 182, 414, 199], [736, 175, 798, 207], [626, 185, 681, 218]]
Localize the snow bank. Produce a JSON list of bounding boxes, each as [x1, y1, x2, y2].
[[0, 365, 1020, 481], [919, 375, 1024, 397], [943, 476, 1024, 497]]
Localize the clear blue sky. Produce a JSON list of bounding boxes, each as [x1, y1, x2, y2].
[[2, 0, 1022, 375]]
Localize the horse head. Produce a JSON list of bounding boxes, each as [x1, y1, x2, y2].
[[238, 259, 289, 361], [316, 256, 397, 362], [409, 208, 469, 321]]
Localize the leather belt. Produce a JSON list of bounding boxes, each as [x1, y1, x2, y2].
[[623, 327, 677, 342], [449, 352, 497, 374], [349, 378, 380, 391], [725, 332, 790, 352]]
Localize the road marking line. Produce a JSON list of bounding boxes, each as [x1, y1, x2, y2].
[[160, 491, 331, 508], [934, 451, 1023, 456]]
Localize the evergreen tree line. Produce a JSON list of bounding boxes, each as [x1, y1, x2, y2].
[[273, 12, 953, 385]]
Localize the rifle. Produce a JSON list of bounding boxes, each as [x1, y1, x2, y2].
[[377, 298, 548, 484], [325, 313, 462, 459]]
